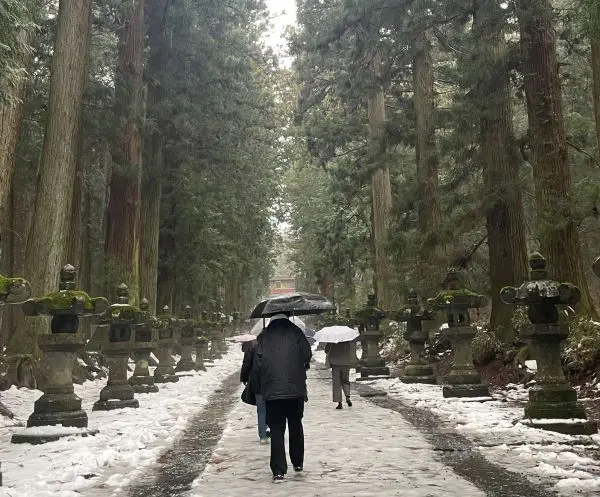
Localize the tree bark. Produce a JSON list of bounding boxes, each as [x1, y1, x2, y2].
[[140, 0, 170, 314], [413, 28, 442, 239], [105, 0, 145, 305], [368, 51, 395, 311], [516, 0, 596, 316], [13, 0, 92, 353], [474, 0, 528, 342], [591, 39, 600, 158], [0, 8, 37, 251]]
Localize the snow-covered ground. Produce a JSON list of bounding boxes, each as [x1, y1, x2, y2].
[[0, 347, 242, 497], [369, 376, 600, 495], [191, 361, 485, 496]]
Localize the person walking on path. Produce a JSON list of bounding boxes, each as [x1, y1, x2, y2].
[[240, 340, 268, 444], [325, 341, 357, 409], [254, 313, 312, 483]]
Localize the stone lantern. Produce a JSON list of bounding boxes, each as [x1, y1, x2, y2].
[[0, 273, 31, 305], [93, 284, 141, 411], [428, 269, 489, 398], [128, 298, 159, 394], [200, 311, 213, 364], [395, 290, 436, 384], [356, 293, 390, 379], [153, 305, 180, 383], [175, 305, 196, 372], [12, 265, 107, 442], [501, 253, 597, 435]]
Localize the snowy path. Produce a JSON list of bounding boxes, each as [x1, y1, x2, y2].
[[190, 365, 486, 497], [0, 348, 242, 497]]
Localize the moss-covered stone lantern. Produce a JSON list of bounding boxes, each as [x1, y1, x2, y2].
[[428, 269, 489, 398], [355, 293, 389, 379], [93, 284, 140, 410], [0, 273, 31, 305], [501, 253, 597, 435], [128, 298, 159, 394], [395, 290, 436, 384], [153, 305, 179, 383], [175, 305, 196, 372], [14, 265, 107, 439]]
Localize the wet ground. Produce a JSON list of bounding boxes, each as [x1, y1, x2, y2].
[[127, 372, 240, 497]]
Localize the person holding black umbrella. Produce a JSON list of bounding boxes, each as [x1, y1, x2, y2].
[[253, 312, 312, 483]]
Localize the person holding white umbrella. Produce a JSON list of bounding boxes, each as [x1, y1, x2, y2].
[[315, 326, 359, 410]]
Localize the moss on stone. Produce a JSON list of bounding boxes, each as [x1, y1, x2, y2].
[[36, 290, 96, 311], [0, 274, 19, 296]]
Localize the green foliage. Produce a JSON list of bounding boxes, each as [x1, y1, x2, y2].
[[563, 316, 600, 374]]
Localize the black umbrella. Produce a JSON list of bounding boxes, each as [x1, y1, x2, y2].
[[249, 292, 334, 318]]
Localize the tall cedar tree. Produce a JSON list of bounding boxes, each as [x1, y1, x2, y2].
[[473, 0, 528, 341], [516, 0, 596, 316], [105, 0, 145, 304], [141, 0, 170, 314], [368, 50, 395, 310], [14, 0, 92, 353]]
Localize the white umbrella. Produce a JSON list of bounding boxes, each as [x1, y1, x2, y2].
[[232, 334, 257, 342], [315, 325, 359, 344], [250, 316, 307, 335]]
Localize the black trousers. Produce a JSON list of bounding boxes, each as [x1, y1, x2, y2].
[[265, 397, 305, 475]]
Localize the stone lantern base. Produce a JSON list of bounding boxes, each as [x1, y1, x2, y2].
[[522, 383, 598, 435], [93, 348, 139, 411], [154, 341, 179, 383], [175, 339, 196, 372], [26, 334, 89, 428], [442, 326, 490, 399], [401, 363, 437, 384], [356, 333, 390, 380], [195, 344, 207, 371], [129, 345, 159, 394]]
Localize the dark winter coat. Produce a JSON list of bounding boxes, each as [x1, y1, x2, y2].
[[240, 340, 261, 395], [254, 318, 312, 402]]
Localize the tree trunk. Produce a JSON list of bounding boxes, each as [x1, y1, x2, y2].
[[12, 0, 92, 353], [140, 0, 170, 314], [516, 0, 596, 316], [413, 28, 442, 240], [0, 12, 37, 251], [368, 51, 395, 311], [591, 39, 600, 158], [474, 0, 528, 342], [105, 0, 145, 305]]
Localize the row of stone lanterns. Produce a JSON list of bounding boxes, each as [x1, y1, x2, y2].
[[346, 252, 597, 435], [6, 264, 232, 444]]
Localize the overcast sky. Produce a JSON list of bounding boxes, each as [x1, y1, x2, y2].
[[264, 0, 297, 56]]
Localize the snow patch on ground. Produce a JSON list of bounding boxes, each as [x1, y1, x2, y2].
[[0, 348, 241, 497], [373, 377, 600, 495]]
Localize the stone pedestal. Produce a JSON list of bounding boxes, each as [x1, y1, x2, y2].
[[27, 334, 89, 427], [210, 337, 222, 359], [520, 324, 596, 435], [176, 309, 196, 373], [442, 326, 489, 398], [154, 339, 179, 383], [401, 328, 436, 384], [195, 340, 208, 371], [358, 332, 390, 379], [129, 299, 159, 393], [94, 342, 139, 410]]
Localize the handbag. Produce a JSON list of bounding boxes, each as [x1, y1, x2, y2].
[[241, 382, 256, 406]]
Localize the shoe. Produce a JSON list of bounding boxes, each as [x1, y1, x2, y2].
[[260, 438, 268, 445], [273, 474, 285, 483], [266, 430, 271, 439], [336, 403, 343, 410], [294, 466, 303, 472], [346, 397, 352, 407]]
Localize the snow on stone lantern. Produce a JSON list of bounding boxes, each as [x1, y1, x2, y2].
[[12, 264, 108, 444], [355, 293, 390, 380], [428, 268, 490, 398], [93, 283, 141, 411], [128, 298, 159, 394], [175, 305, 196, 372], [153, 305, 180, 383], [394, 290, 436, 384], [501, 252, 597, 435]]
